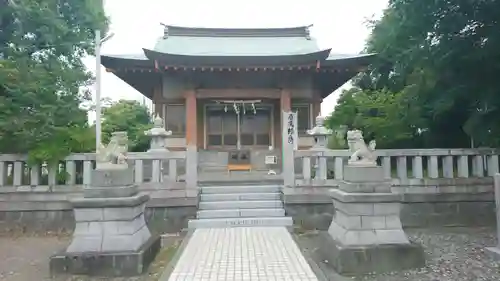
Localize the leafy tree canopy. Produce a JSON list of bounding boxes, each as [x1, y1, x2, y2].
[[326, 87, 424, 148], [101, 100, 152, 152], [327, 0, 500, 148], [0, 0, 107, 164]]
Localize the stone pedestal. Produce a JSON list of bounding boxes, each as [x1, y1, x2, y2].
[[84, 169, 137, 198], [50, 168, 160, 277], [486, 173, 500, 260], [319, 165, 425, 275]]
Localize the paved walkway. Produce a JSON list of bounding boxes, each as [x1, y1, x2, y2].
[[166, 227, 318, 281]]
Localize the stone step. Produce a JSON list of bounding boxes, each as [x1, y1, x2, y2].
[[200, 185, 281, 194], [188, 217, 293, 229], [201, 193, 280, 202], [197, 208, 286, 219], [198, 180, 283, 186], [199, 200, 283, 210]]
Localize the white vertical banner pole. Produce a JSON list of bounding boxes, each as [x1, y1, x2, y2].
[[293, 110, 298, 151], [282, 111, 296, 187]]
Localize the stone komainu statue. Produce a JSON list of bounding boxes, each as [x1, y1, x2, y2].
[[96, 131, 129, 170], [346, 130, 377, 166]]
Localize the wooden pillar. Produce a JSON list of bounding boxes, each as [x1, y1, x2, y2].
[[280, 89, 291, 112], [154, 103, 162, 118], [184, 90, 197, 188], [312, 100, 321, 118], [153, 85, 163, 118], [184, 90, 197, 147]]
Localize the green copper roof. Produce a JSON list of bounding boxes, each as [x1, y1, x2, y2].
[[142, 48, 332, 67], [153, 25, 320, 56], [100, 25, 377, 100], [102, 25, 376, 65]]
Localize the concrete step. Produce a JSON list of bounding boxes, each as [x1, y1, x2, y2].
[[188, 216, 293, 229], [198, 180, 283, 187], [199, 200, 283, 210], [200, 185, 281, 194], [201, 193, 280, 202], [197, 208, 285, 219]]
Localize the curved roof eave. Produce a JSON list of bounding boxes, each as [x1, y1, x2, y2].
[[101, 54, 153, 69], [142, 48, 332, 67], [322, 53, 377, 68]]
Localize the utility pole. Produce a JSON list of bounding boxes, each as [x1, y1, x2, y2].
[[95, 30, 102, 150], [94, 30, 114, 151]]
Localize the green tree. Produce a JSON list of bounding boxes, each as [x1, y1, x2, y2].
[[101, 100, 152, 152], [330, 0, 500, 148], [326, 87, 423, 148], [0, 0, 107, 163]]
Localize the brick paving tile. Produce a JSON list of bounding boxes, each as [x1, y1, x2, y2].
[[165, 227, 318, 281]]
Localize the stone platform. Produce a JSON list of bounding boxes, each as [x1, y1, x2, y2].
[[50, 235, 161, 277], [66, 194, 151, 253], [485, 173, 500, 260], [317, 232, 424, 275], [486, 246, 500, 261], [320, 165, 425, 275], [50, 167, 160, 277]]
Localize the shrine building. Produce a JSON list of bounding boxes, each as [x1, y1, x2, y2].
[[101, 25, 374, 171]]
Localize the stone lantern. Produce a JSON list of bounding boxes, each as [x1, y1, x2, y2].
[[307, 115, 332, 149], [307, 115, 332, 180], [144, 114, 172, 152]]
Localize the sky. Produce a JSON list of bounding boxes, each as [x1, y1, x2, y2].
[[85, 0, 388, 119]]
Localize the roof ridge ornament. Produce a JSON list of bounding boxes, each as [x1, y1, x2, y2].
[[305, 25, 311, 40], [160, 23, 169, 39]]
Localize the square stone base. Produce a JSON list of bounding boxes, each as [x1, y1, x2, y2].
[[317, 232, 425, 276], [83, 184, 138, 198], [343, 165, 385, 182], [485, 246, 500, 261], [50, 235, 161, 277]]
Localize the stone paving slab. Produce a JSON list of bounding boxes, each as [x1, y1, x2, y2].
[[165, 227, 318, 281]]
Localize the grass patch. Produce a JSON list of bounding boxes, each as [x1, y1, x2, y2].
[[293, 225, 320, 236], [144, 239, 182, 280]]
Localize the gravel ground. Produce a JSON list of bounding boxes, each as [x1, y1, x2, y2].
[[295, 227, 500, 281], [0, 233, 182, 281], [3, 227, 499, 281]]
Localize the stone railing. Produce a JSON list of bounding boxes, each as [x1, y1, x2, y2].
[[0, 151, 188, 190], [293, 148, 499, 186]]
